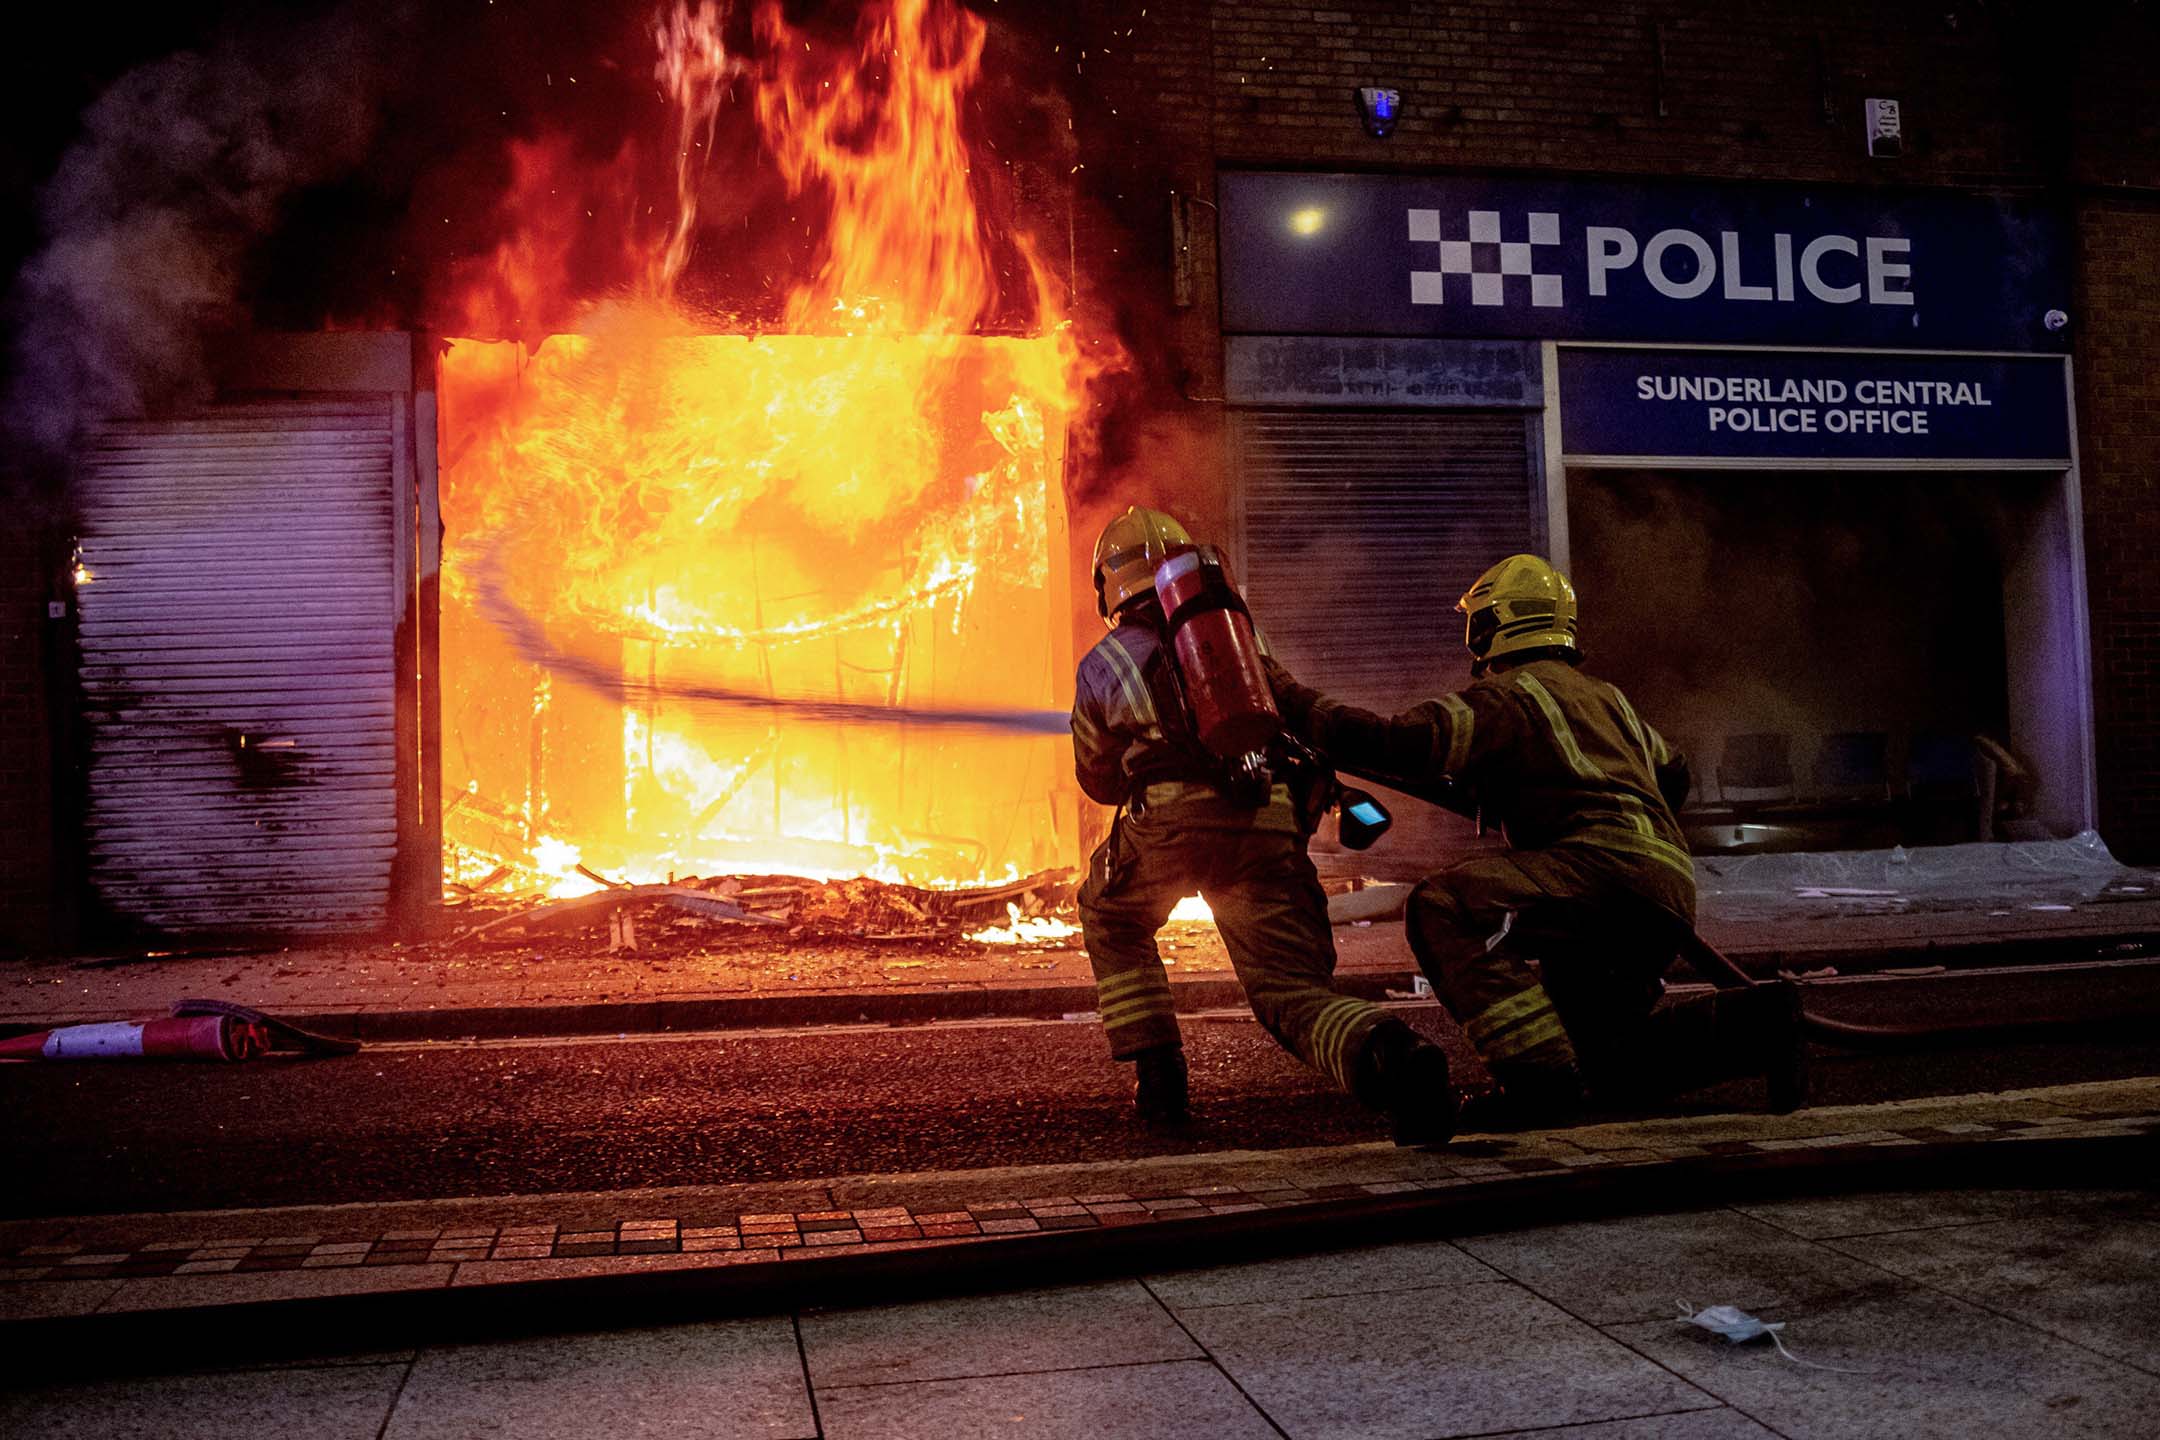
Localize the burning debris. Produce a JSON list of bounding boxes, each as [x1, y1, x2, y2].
[[446, 867, 1081, 950]]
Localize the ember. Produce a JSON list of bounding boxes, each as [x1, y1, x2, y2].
[[437, 0, 1092, 898]]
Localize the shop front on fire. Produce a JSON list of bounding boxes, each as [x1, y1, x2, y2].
[[63, 0, 1097, 940], [1216, 171, 2089, 872]]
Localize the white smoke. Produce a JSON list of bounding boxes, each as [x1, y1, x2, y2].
[[6, 6, 395, 456]]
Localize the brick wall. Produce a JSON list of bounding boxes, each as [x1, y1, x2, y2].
[[1070, 0, 2160, 855], [0, 513, 58, 952], [2072, 193, 2160, 860]]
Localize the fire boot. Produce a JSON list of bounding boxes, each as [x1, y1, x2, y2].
[[1132, 1043, 1190, 1126], [1455, 1065, 1585, 1133], [1354, 1020, 1459, 1147], [1621, 980, 1807, 1113], [1746, 980, 1808, 1114]]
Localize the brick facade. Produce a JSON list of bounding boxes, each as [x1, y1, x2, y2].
[[2073, 193, 2160, 857], [1072, 0, 2160, 857]]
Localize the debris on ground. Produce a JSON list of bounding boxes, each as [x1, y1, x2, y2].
[[444, 869, 1083, 953], [1676, 1303, 1865, 1372]]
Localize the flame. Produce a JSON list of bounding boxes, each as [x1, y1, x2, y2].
[[1168, 896, 1215, 925], [438, 0, 1095, 896], [967, 901, 1081, 945], [531, 835, 608, 901]]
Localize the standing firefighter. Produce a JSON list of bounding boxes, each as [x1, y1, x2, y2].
[[1267, 554, 1800, 1129], [1072, 506, 1458, 1143]]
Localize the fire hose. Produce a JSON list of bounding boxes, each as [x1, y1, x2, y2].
[[1326, 759, 2151, 1053], [0, 1001, 361, 1064]]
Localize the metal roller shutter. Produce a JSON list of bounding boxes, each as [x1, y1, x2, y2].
[[77, 398, 402, 934], [1236, 408, 1539, 874]]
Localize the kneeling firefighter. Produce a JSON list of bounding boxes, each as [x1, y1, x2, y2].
[[1072, 505, 1458, 1143], [1265, 554, 1802, 1129]]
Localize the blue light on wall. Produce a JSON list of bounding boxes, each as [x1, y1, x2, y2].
[[1357, 86, 1400, 139]]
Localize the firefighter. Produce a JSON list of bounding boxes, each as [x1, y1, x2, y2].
[[1073, 505, 1458, 1144], [1266, 554, 1801, 1129]]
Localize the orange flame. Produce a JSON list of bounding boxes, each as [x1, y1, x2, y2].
[[757, 0, 1002, 333], [438, 0, 1095, 894]]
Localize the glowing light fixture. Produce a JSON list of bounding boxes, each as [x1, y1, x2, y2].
[[1357, 85, 1401, 138], [1288, 206, 1327, 237]]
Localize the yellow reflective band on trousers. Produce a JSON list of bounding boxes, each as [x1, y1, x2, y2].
[[1574, 824, 1697, 885], [1514, 673, 1604, 782], [1436, 693, 1475, 774], [1302, 995, 1375, 1091], [1097, 631, 1160, 727], [1465, 983, 1572, 1062], [1096, 969, 1174, 1031]]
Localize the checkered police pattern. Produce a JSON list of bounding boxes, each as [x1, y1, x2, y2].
[[1409, 209, 1564, 308]]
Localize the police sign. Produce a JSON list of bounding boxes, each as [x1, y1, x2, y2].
[[1557, 348, 2070, 464], [1220, 172, 2069, 352]]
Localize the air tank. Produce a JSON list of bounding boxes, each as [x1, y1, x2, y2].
[[1152, 544, 1280, 757]]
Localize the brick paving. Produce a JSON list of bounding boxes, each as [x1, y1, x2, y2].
[[5, 1086, 2152, 1292]]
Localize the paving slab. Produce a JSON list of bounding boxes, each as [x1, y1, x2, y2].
[[1178, 1279, 1716, 1440], [1731, 1186, 2151, 1240], [383, 1319, 815, 1439], [1825, 1209, 2160, 1374], [1456, 1209, 1902, 1326], [1609, 1284, 2160, 1440], [1144, 1238, 1501, 1311], [0, 1361, 409, 1439], [2020, 1074, 2160, 1116], [1483, 1412, 1785, 1440], [816, 1358, 1280, 1440], [0, 1278, 122, 1322], [99, 1262, 455, 1313], [800, 1280, 1199, 1388], [450, 1250, 778, 1286]]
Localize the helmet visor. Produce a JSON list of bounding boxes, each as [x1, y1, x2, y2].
[[1464, 605, 1501, 659]]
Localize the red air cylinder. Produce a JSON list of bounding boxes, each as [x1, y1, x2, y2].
[[1153, 545, 1280, 756]]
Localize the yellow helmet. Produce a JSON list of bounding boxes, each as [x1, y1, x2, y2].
[[1458, 554, 1579, 674], [1092, 505, 1191, 623]]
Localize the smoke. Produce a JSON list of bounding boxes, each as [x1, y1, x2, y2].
[[5, 5, 402, 457]]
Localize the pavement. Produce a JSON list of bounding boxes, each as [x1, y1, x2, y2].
[[1, 1076, 2154, 1436]]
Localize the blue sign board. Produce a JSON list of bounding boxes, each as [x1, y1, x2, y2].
[[1557, 349, 2070, 463], [1219, 172, 2069, 353]]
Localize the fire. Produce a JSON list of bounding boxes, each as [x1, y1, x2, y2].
[[437, 0, 1093, 896], [1169, 896, 1215, 925], [967, 902, 1081, 945]]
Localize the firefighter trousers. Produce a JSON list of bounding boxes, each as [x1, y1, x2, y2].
[[1405, 848, 1682, 1096], [1077, 813, 1388, 1097]]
